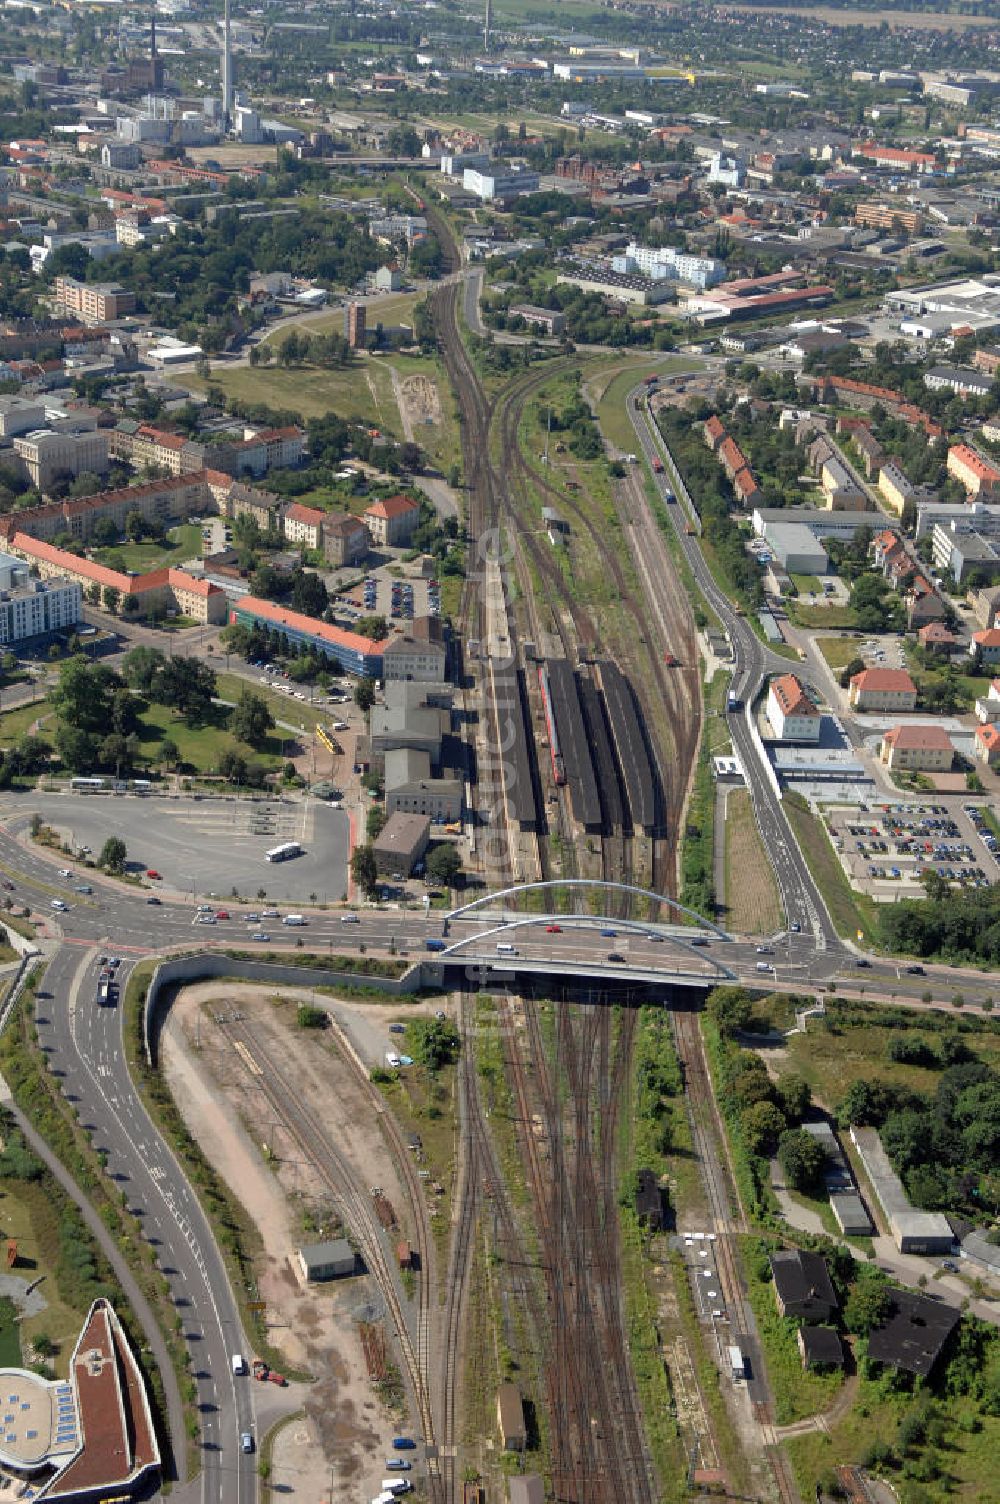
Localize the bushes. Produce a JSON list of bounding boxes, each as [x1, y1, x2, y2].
[[680, 746, 715, 916]]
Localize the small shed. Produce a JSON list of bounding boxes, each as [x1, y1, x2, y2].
[[798, 1326, 844, 1370], [397, 1240, 414, 1270], [509, 1477, 544, 1504], [635, 1168, 666, 1231], [497, 1382, 526, 1451], [297, 1238, 356, 1282]]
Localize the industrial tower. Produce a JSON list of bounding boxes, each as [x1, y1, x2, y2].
[[221, 0, 233, 128], [484, 0, 491, 51]]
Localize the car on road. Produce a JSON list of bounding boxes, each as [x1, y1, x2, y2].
[[600, 928, 617, 938], [250, 932, 270, 942], [59, 868, 71, 878], [194, 914, 216, 924], [545, 924, 562, 933], [215, 910, 230, 920], [854, 958, 871, 968], [146, 895, 161, 905], [340, 913, 360, 924], [240, 1433, 254, 1454], [262, 908, 279, 918], [389, 1024, 405, 1034], [75, 883, 92, 894], [51, 899, 68, 911], [385, 1458, 411, 1471], [607, 952, 625, 963], [790, 922, 801, 932], [905, 964, 924, 975], [386, 1052, 402, 1068], [146, 869, 161, 880], [244, 913, 260, 923]]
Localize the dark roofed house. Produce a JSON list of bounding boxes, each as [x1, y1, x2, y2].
[[798, 1326, 844, 1369], [867, 1289, 958, 1377], [635, 1168, 666, 1231], [770, 1248, 838, 1322]]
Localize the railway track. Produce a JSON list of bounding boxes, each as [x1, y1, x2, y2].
[[672, 1008, 801, 1504], [216, 1016, 443, 1495]]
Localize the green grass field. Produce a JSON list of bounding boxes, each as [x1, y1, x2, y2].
[[184, 364, 391, 429], [0, 701, 53, 749], [815, 636, 862, 671], [264, 292, 420, 345], [92, 523, 204, 575], [783, 794, 878, 944], [137, 699, 288, 774]]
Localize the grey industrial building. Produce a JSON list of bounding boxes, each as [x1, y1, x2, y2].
[[763, 522, 829, 574], [384, 748, 463, 822], [850, 1126, 954, 1254], [752, 506, 898, 545], [931, 516, 1000, 584], [296, 1238, 356, 1281]]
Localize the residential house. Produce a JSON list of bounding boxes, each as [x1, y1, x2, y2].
[[852, 425, 886, 479], [769, 1249, 838, 1322], [971, 628, 1000, 666], [917, 621, 958, 655], [703, 414, 726, 452], [907, 577, 945, 628], [975, 722, 1000, 765], [322, 512, 370, 567], [975, 678, 1000, 722], [880, 724, 954, 773], [947, 443, 1000, 499], [364, 494, 420, 547], [878, 460, 916, 517], [766, 674, 822, 742], [821, 455, 866, 509], [283, 503, 324, 551], [849, 667, 918, 711]]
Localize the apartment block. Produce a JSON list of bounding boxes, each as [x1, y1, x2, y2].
[[52, 276, 136, 325]]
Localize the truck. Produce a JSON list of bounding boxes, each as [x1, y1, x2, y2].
[[96, 977, 110, 1006], [425, 938, 446, 952], [652, 457, 665, 474], [727, 691, 741, 713], [282, 914, 307, 926]]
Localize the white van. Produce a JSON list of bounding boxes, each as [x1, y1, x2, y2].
[[283, 914, 306, 926], [496, 942, 517, 955], [231, 1353, 247, 1375], [755, 961, 772, 974]]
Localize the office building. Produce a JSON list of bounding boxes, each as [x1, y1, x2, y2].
[[13, 429, 110, 492], [880, 724, 954, 772]]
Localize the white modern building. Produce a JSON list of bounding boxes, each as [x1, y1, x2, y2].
[[612, 241, 725, 290], [463, 165, 540, 201], [0, 554, 81, 644]]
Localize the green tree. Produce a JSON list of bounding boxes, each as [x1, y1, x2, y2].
[[426, 844, 461, 885], [98, 837, 127, 874], [155, 658, 217, 723], [124, 509, 146, 542], [218, 748, 248, 784], [405, 1016, 460, 1071], [707, 986, 753, 1037], [122, 646, 165, 694], [740, 1100, 786, 1156], [229, 691, 274, 747], [350, 843, 378, 896], [158, 737, 180, 769], [776, 1073, 811, 1122], [844, 1269, 892, 1336], [91, 517, 118, 547], [777, 1128, 827, 1193], [354, 677, 377, 717], [102, 585, 120, 615]]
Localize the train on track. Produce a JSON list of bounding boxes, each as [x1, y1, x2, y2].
[[537, 663, 566, 785]]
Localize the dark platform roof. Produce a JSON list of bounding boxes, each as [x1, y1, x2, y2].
[[577, 673, 624, 832], [597, 659, 657, 833], [488, 664, 538, 829], [545, 657, 602, 831]]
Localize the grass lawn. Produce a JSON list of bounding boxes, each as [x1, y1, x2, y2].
[[783, 793, 879, 944], [136, 699, 284, 775], [0, 701, 52, 749], [265, 292, 421, 344], [367, 350, 463, 479], [789, 573, 826, 599], [183, 363, 390, 430], [788, 601, 859, 630], [91, 523, 204, 574], [213, 670, 334, 734], [815, 636, 862, 671], [590, 354, 704, 455], [0, 1180, 89, 1372], [723, 787, 783, 935]]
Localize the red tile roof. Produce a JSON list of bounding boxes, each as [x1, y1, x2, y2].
[[365, 493, 419, 520], [285, 503, 325, 526], [973, 628, 1000, 648], [733, 466, 760, 499], [704, 414, 726, 441], [976, 723, 1000, 750], [236, 594, 388, 651], [949, 444, 1000, 483], [882, 724, 952, 751], [851, 667, 917, 694], [770, 673, 818, 718]]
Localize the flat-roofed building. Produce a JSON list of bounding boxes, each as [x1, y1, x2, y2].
[[52, 275, 135, 325], [384, 748, 462, 822], [496, 1383, 526, 1451], [296, 1239, 356, 1282], [372, 812, 430, 876], [850, 1126, 954, 1253], [13, 428, 110, 492]]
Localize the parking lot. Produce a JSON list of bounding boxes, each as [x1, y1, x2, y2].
[[824, 800, 1000, 898], [36, 791, 350, 902], [339, 562, 440, 624]]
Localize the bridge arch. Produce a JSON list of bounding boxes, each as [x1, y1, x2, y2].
[[435, 913, 737, 980], [444, 879, 730, 939]]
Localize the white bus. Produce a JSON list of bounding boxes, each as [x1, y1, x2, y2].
[[70, 776, 106, 793], [265, 842, 302, 863]]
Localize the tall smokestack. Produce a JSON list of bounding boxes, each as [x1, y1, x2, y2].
[[484, 0, 491, 51], [221, 0, 233, 127]]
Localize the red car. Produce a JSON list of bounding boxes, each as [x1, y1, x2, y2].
[[545, 924, 562, 933], [215, 910, 230, 920], [146, 869, 161, 879]]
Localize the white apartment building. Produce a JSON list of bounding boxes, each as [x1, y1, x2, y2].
[[766, 673, 822, 742], [0, 561, 81, 645], [463, 166, 540, 201], [614, 242, 725, 290]]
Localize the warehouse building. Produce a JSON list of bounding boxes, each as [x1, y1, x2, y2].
[[296, 1239, 357, 1282], [850, 1126, 954, 1254], [763, 522, 829, 575]]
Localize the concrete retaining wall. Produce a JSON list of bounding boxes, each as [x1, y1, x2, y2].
[[142, 951, 424, 1066]]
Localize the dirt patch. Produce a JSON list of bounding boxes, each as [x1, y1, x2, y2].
[[160, 983, 423, 1502], [400, 373, 441, 425], [723, 788, 784, 936]]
